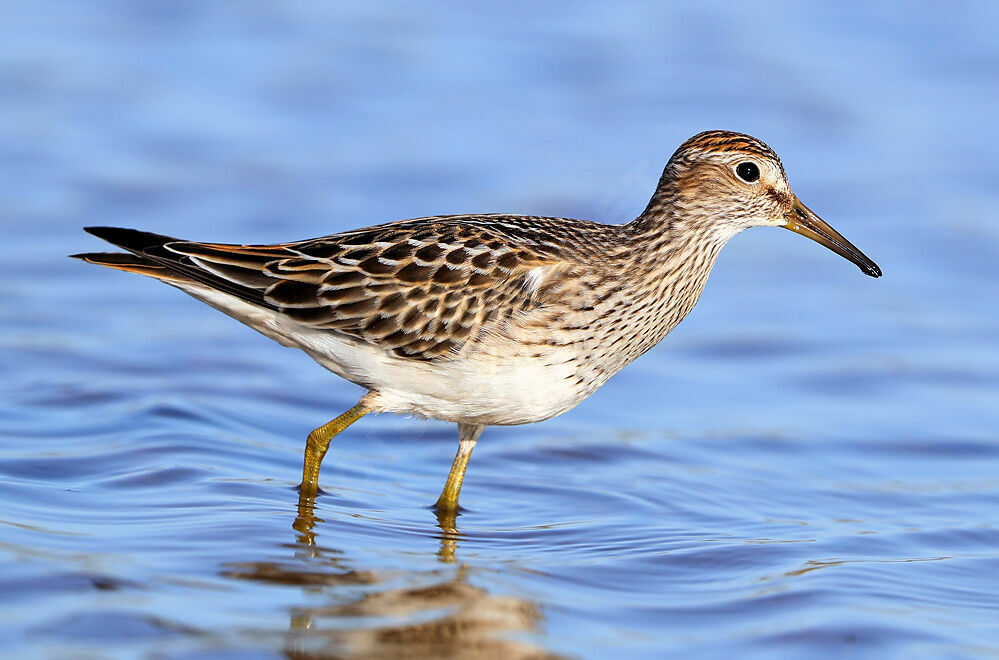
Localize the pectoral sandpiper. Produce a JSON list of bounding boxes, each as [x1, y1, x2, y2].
[[74, 130, 880, 513]]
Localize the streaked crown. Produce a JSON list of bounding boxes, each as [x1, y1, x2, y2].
[[640, 130, 794, 236]]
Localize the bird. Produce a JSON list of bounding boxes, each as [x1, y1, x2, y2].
[[73, 130, 881, 514]]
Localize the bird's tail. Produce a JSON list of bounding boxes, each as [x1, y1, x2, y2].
[[70, 251, 196, 283], [70, 227, 197, 284]]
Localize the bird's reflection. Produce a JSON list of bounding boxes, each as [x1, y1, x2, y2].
[[291, 489, 325, 552], [222, 490, 561, 659], [295, 489, 463, 563], [433, 506, 461, 565]]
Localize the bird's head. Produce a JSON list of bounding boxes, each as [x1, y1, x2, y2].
[[657, 130, 881, 278]]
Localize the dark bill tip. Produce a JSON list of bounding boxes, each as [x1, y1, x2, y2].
[[785, 199, 882, 278], [861, 261, 882, 278]]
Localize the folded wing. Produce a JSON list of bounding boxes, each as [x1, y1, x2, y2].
[[75, 219, 565, 360]]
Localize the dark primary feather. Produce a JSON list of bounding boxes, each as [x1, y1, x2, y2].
[[81, 226, 282, 310]]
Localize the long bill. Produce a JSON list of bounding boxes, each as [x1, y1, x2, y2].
[[784, 197, 882, 278]]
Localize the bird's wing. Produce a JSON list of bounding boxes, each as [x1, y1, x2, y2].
[[78, 218, 570, 360]]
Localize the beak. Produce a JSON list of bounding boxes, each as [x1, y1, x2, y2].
[[784, 197, 882, 278]]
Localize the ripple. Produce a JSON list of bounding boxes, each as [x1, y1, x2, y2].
[[4, 1, 999, 657]]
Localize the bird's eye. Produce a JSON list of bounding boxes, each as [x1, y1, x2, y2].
[[736, 162, 760, 183]]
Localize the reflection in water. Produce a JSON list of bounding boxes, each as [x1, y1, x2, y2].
[[294, 489, 462, 562], [221, 492, 560, 659], [434, 507, 462, 565]]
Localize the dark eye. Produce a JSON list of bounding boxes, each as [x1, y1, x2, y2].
[[736, 162, 760, 183]]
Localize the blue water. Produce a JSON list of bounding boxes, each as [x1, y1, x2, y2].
[[3, 2, 999, 657]]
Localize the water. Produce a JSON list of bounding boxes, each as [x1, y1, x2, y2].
[[3, 2, 999, 657]]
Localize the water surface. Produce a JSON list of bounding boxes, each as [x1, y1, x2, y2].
[[2, 2, 999, 657]]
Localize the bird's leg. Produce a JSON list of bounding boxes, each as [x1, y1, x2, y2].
[[300, 401, 369, 493], [434, 423, 486, 514]]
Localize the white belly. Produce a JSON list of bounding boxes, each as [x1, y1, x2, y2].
[[300, 328, 591, 425], [182, 284, 594, 425]]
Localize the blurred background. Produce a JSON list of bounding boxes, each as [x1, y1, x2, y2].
[[2, 2, 998, 657]]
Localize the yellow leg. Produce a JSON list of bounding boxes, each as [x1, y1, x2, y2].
[[434, 423, 485, 513], [300, 401, 369, 493]]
